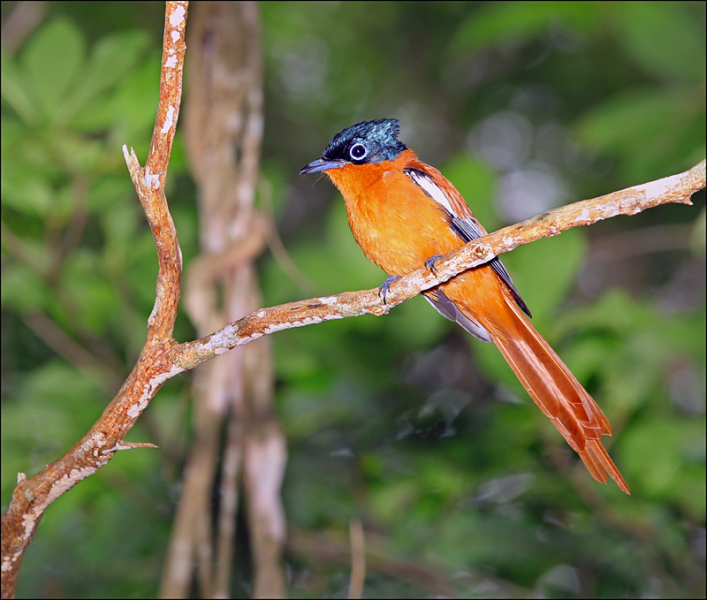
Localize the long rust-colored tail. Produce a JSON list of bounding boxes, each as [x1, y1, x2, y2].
[[472, 289, 630, 494]]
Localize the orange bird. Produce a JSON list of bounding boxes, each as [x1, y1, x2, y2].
[[301, 119, 629, 494]]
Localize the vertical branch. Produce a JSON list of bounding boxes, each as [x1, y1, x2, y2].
[[1, 3, 189, 599], [128, 0, 188, 340]]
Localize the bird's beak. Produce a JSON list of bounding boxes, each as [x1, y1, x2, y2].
[[300, 157, 345, 174]]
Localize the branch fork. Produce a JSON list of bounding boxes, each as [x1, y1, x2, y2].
[[1, 0, 703, 594]]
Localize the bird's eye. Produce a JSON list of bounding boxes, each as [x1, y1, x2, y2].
[[349, 143, 368, 161]]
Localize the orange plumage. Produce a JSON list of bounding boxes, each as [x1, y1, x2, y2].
[[301, 119, 629, 494]]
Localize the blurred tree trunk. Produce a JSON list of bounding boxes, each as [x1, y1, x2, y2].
[[159, 2, 287, 598]]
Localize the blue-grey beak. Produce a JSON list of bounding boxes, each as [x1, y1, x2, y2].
[[300, 157, 345, 175]]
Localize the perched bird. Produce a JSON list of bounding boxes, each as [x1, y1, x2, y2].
[[301, 119, 629, 494]]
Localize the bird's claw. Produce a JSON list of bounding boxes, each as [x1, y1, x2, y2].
[[378, 275, 401, 304], [425, 254, 444, 275]]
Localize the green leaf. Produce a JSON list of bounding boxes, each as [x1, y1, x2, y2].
[[617, 2, 706, 82], [560, 335, 616, 386], [0, 50, 40, 124], [0, 264, 49, 312], [621, 418, 705, 499], [602, 332, 666, 413], [370, 477, 420, 524], [556, 288, 652, 335], [77, 55, 161, 137], [62, 249, 120, 334], [577, 88, 702, 180], [1, 361, 103, 468], [21, 18, 86, 121], [87, 175, 134, 214], [99, 195, 141, 249], [57, 30, 151, 126], [1, 164, 54, 216], [452, 1, 601, 53]]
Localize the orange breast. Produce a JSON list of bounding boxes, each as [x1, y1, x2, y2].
[[325, 151, 464, 276]]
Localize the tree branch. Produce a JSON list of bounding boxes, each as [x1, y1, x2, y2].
[[1, 3, 189, 597], [176, 159, 704, 367], [0, 0, 702, 591]]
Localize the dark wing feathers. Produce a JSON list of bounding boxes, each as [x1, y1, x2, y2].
[[405, 167, 531, 318], [450, 217, 531, 318], [423, 289, 493, 343]]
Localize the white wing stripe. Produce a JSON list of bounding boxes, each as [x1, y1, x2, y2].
[[406, 169, 457, 217]]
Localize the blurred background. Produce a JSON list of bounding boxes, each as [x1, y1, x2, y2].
[[1, 1, 705, 598]]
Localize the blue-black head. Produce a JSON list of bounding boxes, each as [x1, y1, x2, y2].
[[300, 119, 408, 174]]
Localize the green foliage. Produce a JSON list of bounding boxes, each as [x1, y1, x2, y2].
[[2, 13, 180, 597], [2, 2, 704, 599]]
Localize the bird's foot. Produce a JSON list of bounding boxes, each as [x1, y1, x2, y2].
[[378, 275, 401, 304], [425, 254, 444, 275]]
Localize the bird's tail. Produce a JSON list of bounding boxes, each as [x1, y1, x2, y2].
[[474, 293, 630, 494]]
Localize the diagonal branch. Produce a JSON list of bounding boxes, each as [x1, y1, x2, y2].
[[175, 159, 704, 368]]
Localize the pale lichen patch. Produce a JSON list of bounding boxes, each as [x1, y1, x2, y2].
[[632, 173, 681, 201], [208, 324, 238, 347], [144, 167, 161, 190], [169, 4, 187, 27], [128, 366, 184, 419], [161, 105, 175, 134], [575, 208, 590, 222]]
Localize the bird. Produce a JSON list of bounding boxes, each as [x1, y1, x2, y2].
[[300, 118, 629, 494]]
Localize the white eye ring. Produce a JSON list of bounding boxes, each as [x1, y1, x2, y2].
[[349, 143, 368, 161]]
